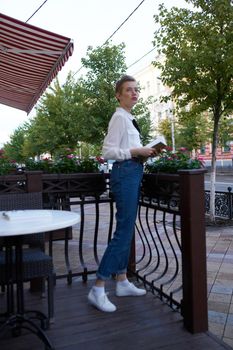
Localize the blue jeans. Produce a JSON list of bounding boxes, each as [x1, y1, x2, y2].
[[96, 159, 143, 280]]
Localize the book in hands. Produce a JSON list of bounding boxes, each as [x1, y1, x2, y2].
[[145, 136, 167, 150]]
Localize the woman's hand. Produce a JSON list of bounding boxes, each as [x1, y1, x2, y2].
[[130, 147, 156, 159]]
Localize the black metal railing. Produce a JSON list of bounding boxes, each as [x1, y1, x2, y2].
[[205, 187, 233, 220], [134, 197, 182, 310], [46, 191, 182, 310], [39, 174, 182, 306]]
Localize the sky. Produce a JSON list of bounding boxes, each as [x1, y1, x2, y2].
[[0, 0, 192, 147]]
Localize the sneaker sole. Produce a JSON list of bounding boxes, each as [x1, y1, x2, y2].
[[116, 291, 147, 297], [88, 296, 116, 312]]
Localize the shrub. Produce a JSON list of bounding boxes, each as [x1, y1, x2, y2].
[[0, 149, 17, 175], [145, 147, 204, 174]]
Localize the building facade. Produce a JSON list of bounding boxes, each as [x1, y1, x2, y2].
[[134, 63, 172, 132]]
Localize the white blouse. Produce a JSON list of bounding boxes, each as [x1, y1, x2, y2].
[[102, 107, 142, 161]]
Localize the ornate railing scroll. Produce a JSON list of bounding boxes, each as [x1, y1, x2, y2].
[[41, 172, 110, 284], [134, 173, 182, 310], [134, 169, 208, 333], [205, 187, 233, 220]]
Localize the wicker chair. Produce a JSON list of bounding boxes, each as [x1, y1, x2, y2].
[[0, 192, 54, 323]]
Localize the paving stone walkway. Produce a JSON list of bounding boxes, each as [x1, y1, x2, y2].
[[206, 223, 233, 348]]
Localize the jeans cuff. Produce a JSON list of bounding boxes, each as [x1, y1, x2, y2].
[[96, 271, 111, 281], [116, 269, 127, 275]]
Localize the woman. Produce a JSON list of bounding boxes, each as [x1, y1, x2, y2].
[[88, 75, 156, 312]]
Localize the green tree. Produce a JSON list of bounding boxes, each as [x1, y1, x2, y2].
[[132, 97, 153, 145], [177, 110, 212, 151], [24, 74, 83, 157], [218, 115, 233, 148], [78, 43, 127, 144], [4, 123, 30, 162], [157, 118, 171, 145], [153, 0, 233, 221], [156, 112, 211, 151]]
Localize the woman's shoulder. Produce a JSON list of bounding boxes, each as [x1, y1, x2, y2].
[[113, 107, 124, 115], [112, 107, 132, 121], [110, 108, 124, 122]]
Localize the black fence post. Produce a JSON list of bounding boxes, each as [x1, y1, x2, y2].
[[227, 187, 232, 220]]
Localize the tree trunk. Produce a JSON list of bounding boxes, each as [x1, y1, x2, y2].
[[209, 113, 220, 222], [209, 155, 216, 222]]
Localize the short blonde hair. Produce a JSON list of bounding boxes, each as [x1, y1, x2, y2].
[[115, 75, 136, 94]]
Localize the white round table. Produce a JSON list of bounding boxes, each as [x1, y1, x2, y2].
[[0, 209, 80, 236], [0, 209, 80, 350]]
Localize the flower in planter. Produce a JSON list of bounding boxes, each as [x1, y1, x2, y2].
[[0, 149, 17, 175], [24, 157, 53, 173], [52, 153, 80, 173], [52, 150, 101, 173], [23, 151, 102, 174], [96, 156, 105, 164], [144, 146, 205, 174]]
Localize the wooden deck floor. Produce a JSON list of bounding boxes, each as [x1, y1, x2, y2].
[[0, 278, 232, 350]]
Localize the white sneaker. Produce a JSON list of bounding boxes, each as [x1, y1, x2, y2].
[[116, 282, 147, 297], [88, 289, 116, 312]]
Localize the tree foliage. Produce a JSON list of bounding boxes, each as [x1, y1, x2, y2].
[[23, 75, 83, 156], [156, 111, 211, 151], [153, 0, 233, 117], [153, 0, 233, 220], [132, 97, 153, 145], [218, 115, 233, 147], [78, 43, 127, 144], [156, 118, 173, 146], [4, 123, 30, 162], [177, 110, 212, 151]]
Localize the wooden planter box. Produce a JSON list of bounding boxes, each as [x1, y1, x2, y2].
[[141, 173, 180, 198], [0, 173, 27, 193], [42, 172, 107, 197]]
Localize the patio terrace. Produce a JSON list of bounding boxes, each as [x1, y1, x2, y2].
[[0, 278, 231, 350], [0, 170, 233, 349]]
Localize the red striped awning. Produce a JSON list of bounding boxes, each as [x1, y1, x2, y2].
[[0, 13, 74, 114]]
